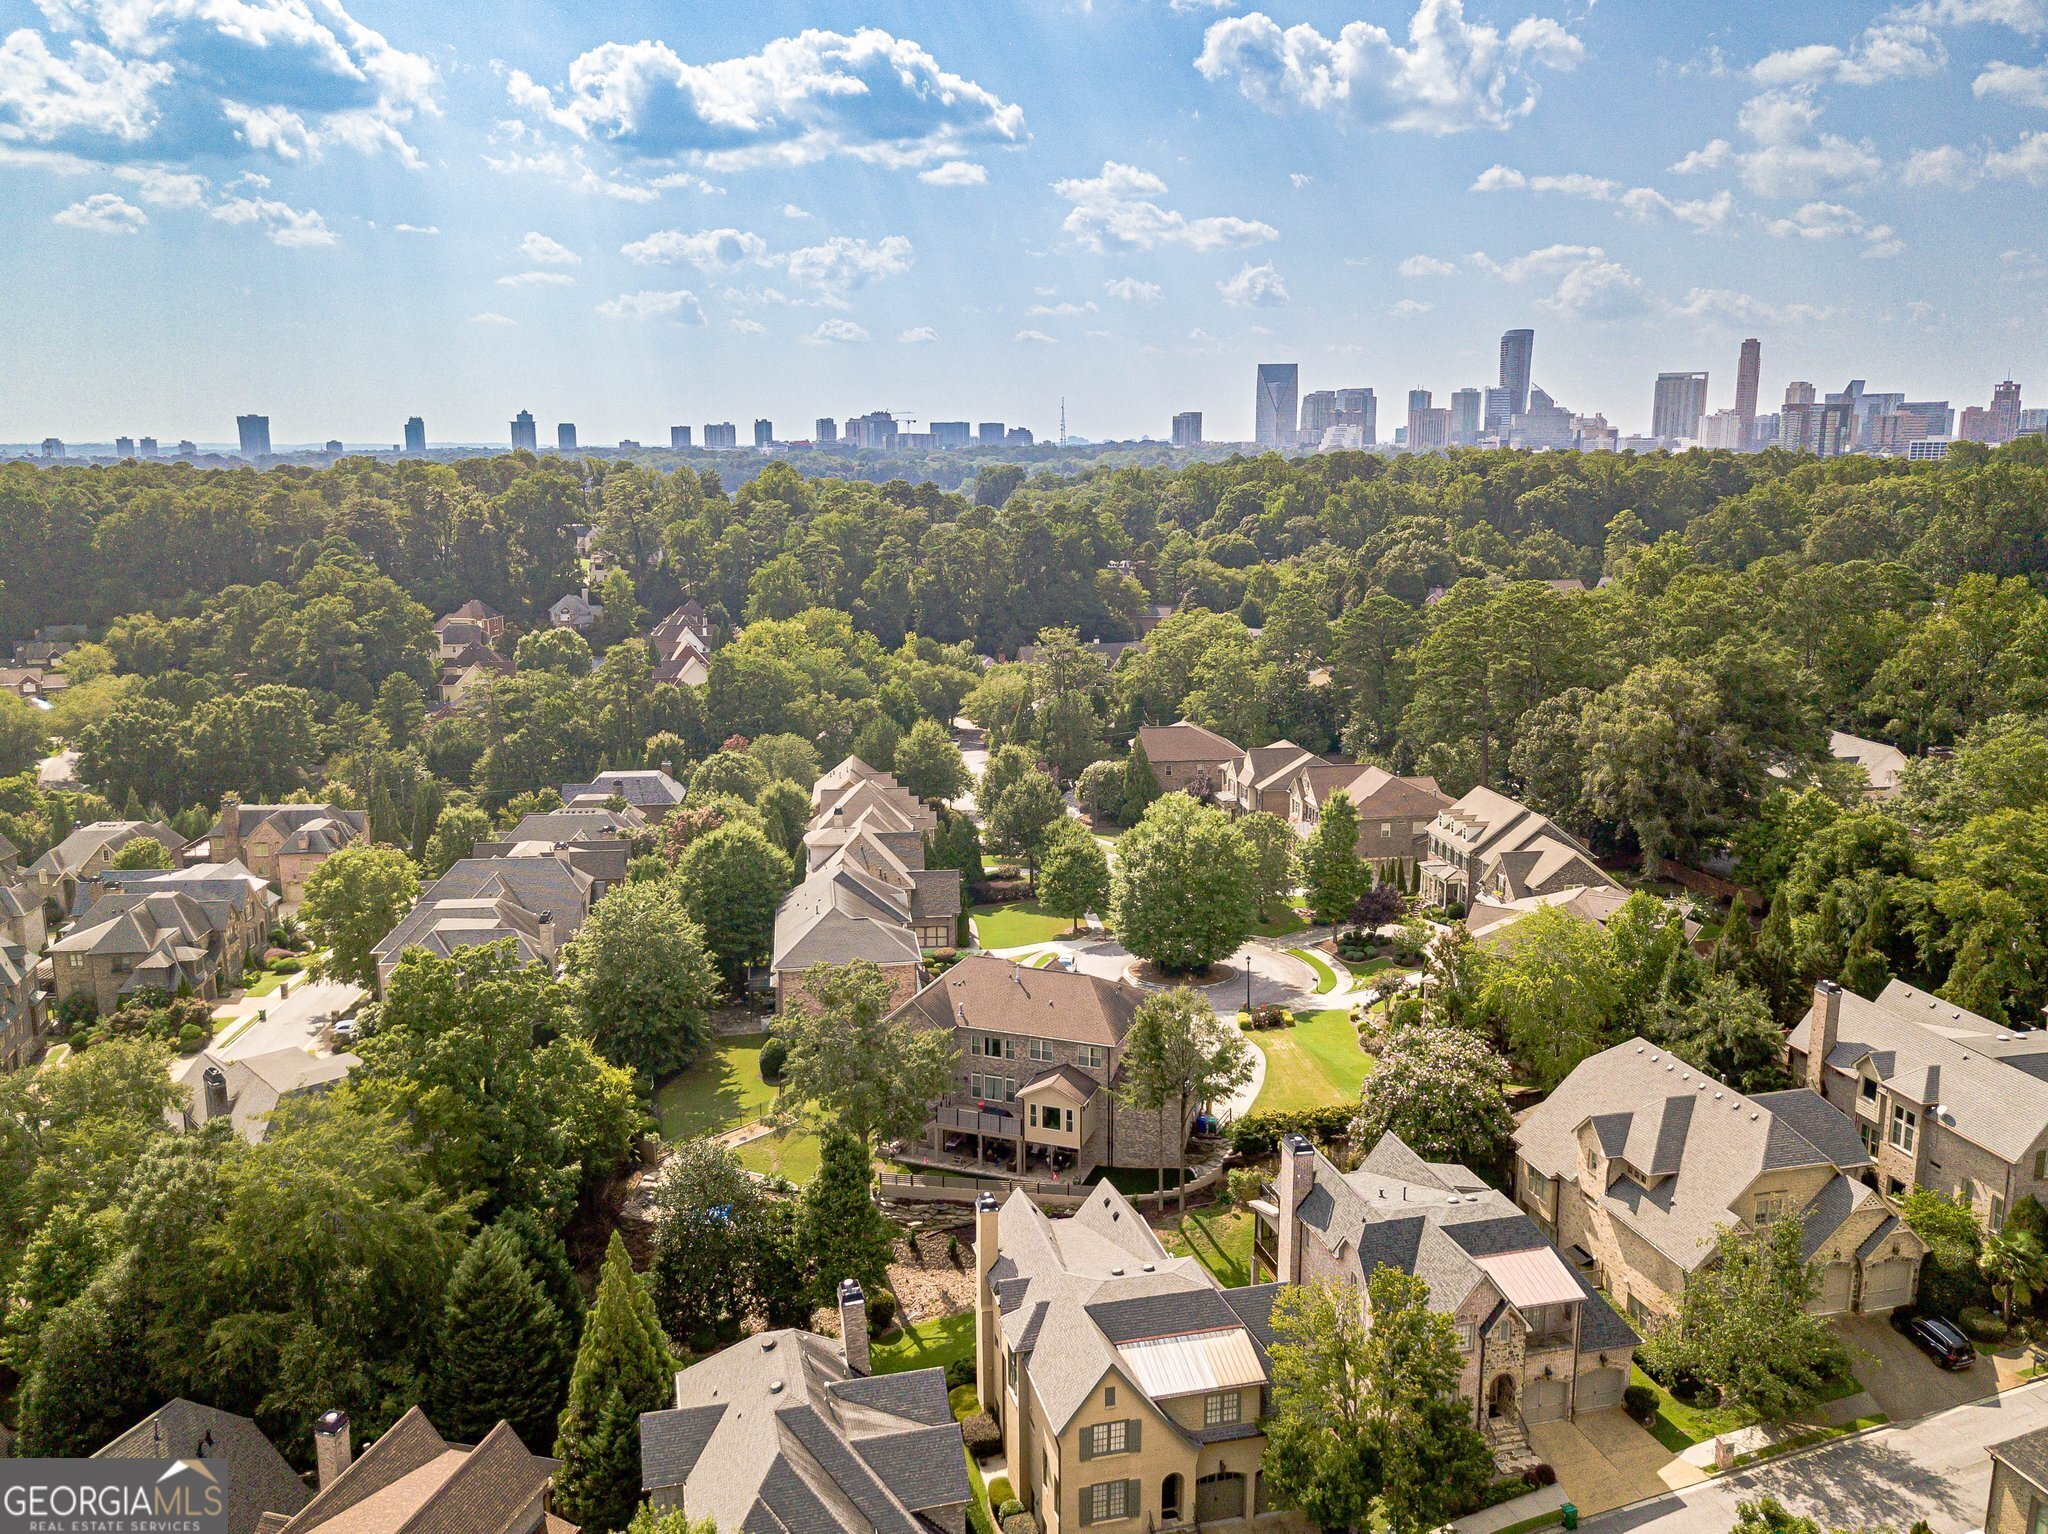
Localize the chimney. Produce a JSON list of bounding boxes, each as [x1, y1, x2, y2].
[[313, 1410, 352, 1491], [974, 1193, 1002, 1406], [1276, 1133, 1316, 1284], [219, 793, 243, 864], [202, 1063, 230, 1123], [838, 1279, 870, 1376], [1807, 981, 1842, 1092], [538, 910, 556, 957]]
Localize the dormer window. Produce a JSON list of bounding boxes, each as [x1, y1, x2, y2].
[[1860, 1077, 1879, 1104], [1753, 1194, 1787, 1225]]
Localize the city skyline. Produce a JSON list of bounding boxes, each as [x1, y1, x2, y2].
[[1, 1, 2044, 441]]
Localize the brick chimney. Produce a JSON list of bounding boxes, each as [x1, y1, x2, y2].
[[1276, 1133, 1317, 1283], [313, 1410, 352, 1491], [838, 1279, 870, 1377], [1807, 981, 1842, 1092], [974, 1193, 1001, 1408], [218, 793, 244, 866]]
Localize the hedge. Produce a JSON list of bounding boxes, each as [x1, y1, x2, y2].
[[1225, 1104, 1354, 1155]]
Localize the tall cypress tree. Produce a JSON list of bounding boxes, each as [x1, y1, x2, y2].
[[433, 1225, 566, 1452], [1299, 790, 1369, 924], [555, 1233, 674, 1534], [1122, 738, 1161, 820], [494, 1207, 584, 1379], [798, 1128, 896, 1309]]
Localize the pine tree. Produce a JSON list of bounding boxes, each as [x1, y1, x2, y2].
[[1840, 890, 1896, 1000], [1710, 905, 1759, 986], [555, 1233, 674, 1534], [494, 1207, 585, 1375], [1122, 738, 1161, 819], [433, 1225, 567, 1452], [798, 1128, 896, 1308], [1299, 791, 1370, 925]]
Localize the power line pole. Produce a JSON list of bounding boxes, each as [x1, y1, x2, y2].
[[1059, 397, 1066, 447]]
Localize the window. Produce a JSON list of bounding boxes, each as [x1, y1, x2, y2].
[[1084, 1482, 1133, 1523], [1889, 1103, 1919, 1154], [1027, 1104, 1039, 1128], [1085, 1421, 1129, 1457], [1887, 1176, 1909, 1199], [1103, 1386, 1115, 1407], [2036, 1149, 2046, 1182], [979, 1036, 1015, 1060], [1860, 1076, 1879, 1103], [2030, 1496, 2048, 1534], [1753, 1193, 1787, 1225], [1028, 1038, 1055, 1063], [1064, 1107, 1076, 1132], [1379, 822, 1392, 839], [1455, 1322, 1476, 1351], [1860, 1121, 1881, 1158], [1078, 1045, 1107, 1070], [1203, 1391, 1241, 1426], [1992, 1193, 2008, 1231]]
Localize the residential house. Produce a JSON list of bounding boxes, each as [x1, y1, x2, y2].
[[1464, 885, 1698, 950], [438, 640, 514, 705], [474, 807, 644, 890], [195, 796, 366, 906], [0, 829, 17, 876], [0, 666, 67, 703], [893, 955, 1184, 1179], [433, 599, 505, 654], [1829, 731, 1909, 800], [974, 1184, 1297, 1533], [1421, 787, 1615, 911], [1513, 1035, 1926, 1327], [96, 1400, 310, 1534], [1135, 722, 1242, 800], [770, 865, 926, 1013], [549, 591, 603, 632], [1254, 1134, 1637, 1433], [640, 1280, 968, 1533], [48, 872, 276, 1014], [561, 767, 687, 823], [1790, 978, 2048, 1227], [10, 638, 74, 668], [24, 820, 183, 911], [648, 603, 711, 687], [812, 754, 898, 807], [371, 850, 595, 991], [173, 1047, 360, 1143], [650, 599, 710, 650], [1985, 1424, 2048, 1534], [1287, 762, 1450, 864], [1221, 741, 1327, 819], [1, 880, 48, 1069], [263, 1407, 573, 1534]]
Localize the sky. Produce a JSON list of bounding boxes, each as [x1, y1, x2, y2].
[[1, 0, 2044, 445]]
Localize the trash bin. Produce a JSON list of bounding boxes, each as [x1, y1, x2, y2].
[[1562, 1503, 1578, 1531]]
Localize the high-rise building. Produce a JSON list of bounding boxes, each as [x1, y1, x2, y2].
[[404, 416, 426, 454], [1908, 438, 1952, 461], [704, 422, 739, 449], [1817, 399, 1856, 457], [1004, 426, 1034, 446], [1651, 372, 1710, 442], [324, 439, 344, 455], [753, 419, 773, 447], [1300, 390, 1338, 438], [114, 436, 135, 458], [138, 436, 158, 457], [1335, 388, 1376, 445], [932, 421, 971, 449], [1171, 411, 1202, 448], [977, 422, 1005, 445], [1784, 381, 1817, 407], [557, 422, 578, 452], [1512, 387, 1576, 450], [1991, 379, 2024, 442], [1901, 402, 1954, 438], [670, 425, 693, 449], [236, 414, 271, 457], [814, 418, 838, 444], [1255, 363, 1299, 449], [1407, 388, 1432, 416], [1699, 411, 1748, 451], [1483, 386, 1514, 439], [845, 411, 897, 450], [2021, 408, 2048, 435], [1498, 329, 1534, 418], [175, 440, 196, 457], [511, 410, 538, 451], [1734, 339, 1761, 445], [1450, 388, 1483, 445], [1958, 406, 2002, 444], [40, 438, 63, 458], [1407, 407, 1452, 452]]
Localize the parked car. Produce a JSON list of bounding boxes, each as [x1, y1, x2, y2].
[[331, 1017, 357, 1044], [1898, 1312, 1977, 1369]]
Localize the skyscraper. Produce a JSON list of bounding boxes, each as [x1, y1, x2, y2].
[[1335, 388, 1375, 445], [754, 418, 773, 447], [1784, 381, 1816, 407], [1449, 388, 1483, 445], [114, 436, 134, 458], [511, 410, 538, 451], [236, 414, 271, 457], [932, 421, 971, 449], [1651, 372, 1710, 442], [138, 437, 158, 457], [404, 416, 427, 454], [557, 422, 578, 452], [670, 425, 693, 449], [1300, 390, 1338, 439], [1991, 379, 2024, 442], [1483, 387, 1514, 439], [1255, 363, 1299, 449], [1172, 411, 1203, 448], [978, 422, 1005, 445], [1733, 339, 1761, 445], [704, 422, 739, 449], [1498, 329, 1534, 418], [814, 418, 838, 444]]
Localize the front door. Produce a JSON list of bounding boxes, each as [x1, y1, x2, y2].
[[1488, 1374, 1518, 1420]]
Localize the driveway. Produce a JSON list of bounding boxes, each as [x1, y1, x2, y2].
[[209, 978, 364, 1060], [1836, 1315, 2031, 1422], [1527, 1412, 1707, 1516]]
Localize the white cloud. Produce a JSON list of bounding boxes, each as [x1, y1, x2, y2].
[[1029, 299, 1098, 316], [730, 315, 765, 332], [805, 317, 869, 343], [1471, 242, 1648, 317], [1169, 0, 1240, 11], [1668, 287, 1838, 324], [1977, 59, 2048, 105], [1217, 260, 1289, 306], [620, 227, 913, 302], [207, 195, 334, 246], [898, 325, 938, 342], [115, 165, 206, 206], [1897, 0, 2048, 31], [471, 311, 515, 326], [1289, 171, 1313, 187], [1751, 23, 1946, 87], [482, 143, 664, 202], [519, 231, 580, 265], [1105, 276, 1164, 301], [1474, 163, 1734, 229], [782, 203, 811, 218], [52, 190, 146, 232], [1765, 200, 1904, 257], [1621, 186, 1737, 230], [1692, 90, 1885, 197], [1672, 139, 1733, 173], [394, 222, 439, 234], [1399, 253, 1456, 276], [622, 226, 771, 268], [597, 288, 706, 322], [1987, 129, 2048, 180], [497, 269, 576, 287], [1194, 0, 1584, 134], [504, 28, 1025, 174], [1014, 328, 1056, 342], [1389, 297, 1432, 315], [1053, 161, 1276, 251], [1900, 143, 1982, 185], [918, 159, 987, 185]]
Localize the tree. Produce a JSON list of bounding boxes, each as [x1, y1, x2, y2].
[[1117, 988, 1253, 1211], [755, 777, 811, 862], [1075, 758, 1127, 828], [1110, 794, 1256, 975], [432, 1224, 568, 1452], [780, 962, 958, 1154], [690, 749, 768, 804], [747, 731, 821, 788], [799, 1127, 897, 1306], [1580, 660, 1751, 872], [1349, 1023, 1514, 1174], [1262, 1273, 1494, 1534], [555, 1233, 673, 1534], [649, 1140, 769, 1344], [983, 768, 1064, 885], [1981, 1228, 2048, 1321], [300, 844, 421, 990], [1650, 971, 1789, 1093], [562, 879, 722, 1079], [0, 693, 45, 779], [1121, 738, 1162, 819], [1901, 1188, 1990, 1317], [1480, 906, 1622, 1089], [515, 625, 594, 678], [624, 1508, 718, 1534], [424, 803, 492, 878], [15, 1258, 156, 1457], [107, 835, 174, 871], [1037, 819, 1110, 933], [674, 823, 794, 992], [1298, 791, 1370, 925], [1348, 882, 1408, 932], [1240, 810, 1297, 922], [894, 717, 968, 805]]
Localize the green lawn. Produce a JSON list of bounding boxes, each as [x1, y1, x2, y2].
[[1024, 950, 1059, 968], [1253, 906, 1311, 939], [238, 967, 290, 998], [655, 1032, 778, 1140], [872, 1309, 976, 1376], [970, 901, 1084, 948], [1249, 1008, 1374, 1113], [1628, 1365, 1753, 1450], [1163, 1206, 1257, 1287], [1286, 947, 1340, 994], [732, 1125, 821, 1184]]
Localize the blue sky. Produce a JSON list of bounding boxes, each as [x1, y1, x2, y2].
[[2, 0, 2044, 444]]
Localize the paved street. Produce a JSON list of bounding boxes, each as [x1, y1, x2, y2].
[[210, 977, 364, 1059]]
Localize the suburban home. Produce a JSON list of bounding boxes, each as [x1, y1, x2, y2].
[[1513, 1035, 1926, 1327], [1464, 885, 1698, 950], [649, 603, 712, 686], [96, 1400, 310, 1534], [1135, 721, 1242, 799], [650, 599, 710, 650], [892, 955, 1185, 1179], [1985, 1425, 2048, 1534], [267, 1407, 573, 1534], [1221, 740, 1327, 818], [436, 598, 506, 649], [24, 819, 183, 912], [1, 879, 49, 1069], [48, 869, 279, 1014], [74, 862, 278, 969], [439, 640, 515, 705], [561, 767, 687, 823], [474, 807, 644, 890], [1253, 1133, 1637, 1442], [0, 829, 17, 876], [812, 753, 898, 806], [192, 796, 366, 906], [1287, 762, 1450, 864], [770, 865, 926, 1013], [1790, 978, 2048, 1227], [640, 1280, 968, 1533], [1421, 787, 1615, 911], [1829, 731, 1910, 799], [0, 665, 67, 703], [549, 591, 603, 632], [371, 850, 596, 990], [974, 1184, 1297, 1533], [173, 1046, 360, 1143]]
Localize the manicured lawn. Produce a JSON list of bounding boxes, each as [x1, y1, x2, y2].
[[1253, 906, 1311, 939], [1286, 947, 1340, 994], [1024, 950, 1059, 968], [1163, 1206, 1257, 1287], [1249, 1008, 1374, 1113], [1628, 1365, 1753, 1450], [655, 1032, 778, 1140], [970, 901, 1084, 948], [732, 1125, 821, 1184], [238, 967, 291, 998], [872, 1309, 976, 1376]]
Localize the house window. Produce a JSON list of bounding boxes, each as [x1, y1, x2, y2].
[[1860, 1121, 1881, 1158], [1084, 1481, 1133, 1523], [1078, 1045, 1107, 1070], [1887, 1177, 1909, 1199], [1860, 1077, 1879, 1104], [1028, 1105, 1039, 1128], [980, 1036, 1015, 1060], [1028, 1038, 1055, 1063], [1379, 823, 1392, 839], [1085, 1421, 1129, 1457], [1104, 1386, 1115, 1407], [1753, 1194, 1787, 1225], [2036, 1149, 2046, 1182], [1203, 1391, 1241, 1427], [2030, 1497, 2048, 1534], [1063, 1107, 1076, 1132], [1992, 1193, 2008, 1231], [1455, 1322, 1476, 1351], [1889, 1103, 1918, 1155]]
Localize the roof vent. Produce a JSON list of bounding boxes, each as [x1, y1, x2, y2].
[[762, 1337, 777, 1351], [769, 1380, 784, 1394], [1110, 1266, 1124, 1276], [1142, 1264, 1155, 1272]]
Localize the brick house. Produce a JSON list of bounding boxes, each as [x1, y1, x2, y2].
[[1135, 722, 1242, 800], [371, 850, 595, 992], [48, 888, 246, 1014], [561, 768, 687, 824], [199, 796, 366, 907], [1986, 1425, 2048, 1534], [1421, 787, 1614, 910], [1789, 978, 2048, 1228], [24, 820, 184, 912], [1287, 762, 1450, 864], [1220, 741, 1326, 818], [1, 879, 47, 1070], [1513, 1035, 1925, 1327]]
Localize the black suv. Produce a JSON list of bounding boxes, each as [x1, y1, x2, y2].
[[1898, 1312, 1978, 1369]]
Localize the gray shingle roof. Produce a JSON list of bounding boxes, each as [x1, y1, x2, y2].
[[637, 1405, 724, 1491], [97, 1399, 309, 1534], [1992, 1425, 2048, 1493], [1752, 1088, 1874, 1171]]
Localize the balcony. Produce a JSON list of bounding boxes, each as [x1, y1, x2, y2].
[[932, 1102, 1020, 1139]]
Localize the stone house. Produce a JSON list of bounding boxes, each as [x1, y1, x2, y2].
[[1220, 741, 1325, 818], [0, 666, 67, 702], [769, 864, 926, 1014], [549, 591, 603, 631], [892, 955, 1188, 1179], [1789, 979, 2048, 1228], [1135, 721, 1242, 800], [561, 768, 687, 823], [1253, 1134, 1638, 1433], [173, 1047, 360, 1143], [275, 1407, 572, 1534], [1, 880, 49, 1069], [1513, 1035, 1926, 1327], [1421, 787, 1614, 911], [1986, 1425, 2048, 1534], [72, 863, 278, 978], [433, 599, 505, 654], [24, 820, 184, 912], [198, 796, 366, 907], [975, 1185, 1301, 1533], [371, 850, 595, 992], [1287, 762, 1450, 864], [48, 889, 241, 1014]]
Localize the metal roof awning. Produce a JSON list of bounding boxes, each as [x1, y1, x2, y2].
[[1472, 1247, 1585, 1310], [1114, 1328, 1265, 1400]]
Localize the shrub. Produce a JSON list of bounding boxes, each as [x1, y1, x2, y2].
[[947, 1234, 963, 1267], [686, 1328, 718, 1356], [945, 1354, 976, 1390], [1961, 1306, 2009, 1344], [985, 1478, 1013, 1509], [1523, 1464, 1557, 1489], [758, 1036, 789, 1081], [1249, 1002, 1294, 1030], [961, 1412, 1001, 1458], [176, 1022, 206, 1052], [928, 947, 962, 973], [866, 1288, 898, 1334], [1623, 1383, 1658, 1420], [1224, 1103, 1354, 1155], [1001, 1513, 1040, 1534], [272, 956, 303, 974], [997, 1499, 1024, 1521]]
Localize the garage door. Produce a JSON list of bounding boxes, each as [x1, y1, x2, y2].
[[1197, 1473, 1246, 1523], [1813, 1261, 1854, 1315], [1524, 1377, 1569, 1424], [1860, 1259, 1916, 1312], [1576, 1366, 1626, 1413]]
